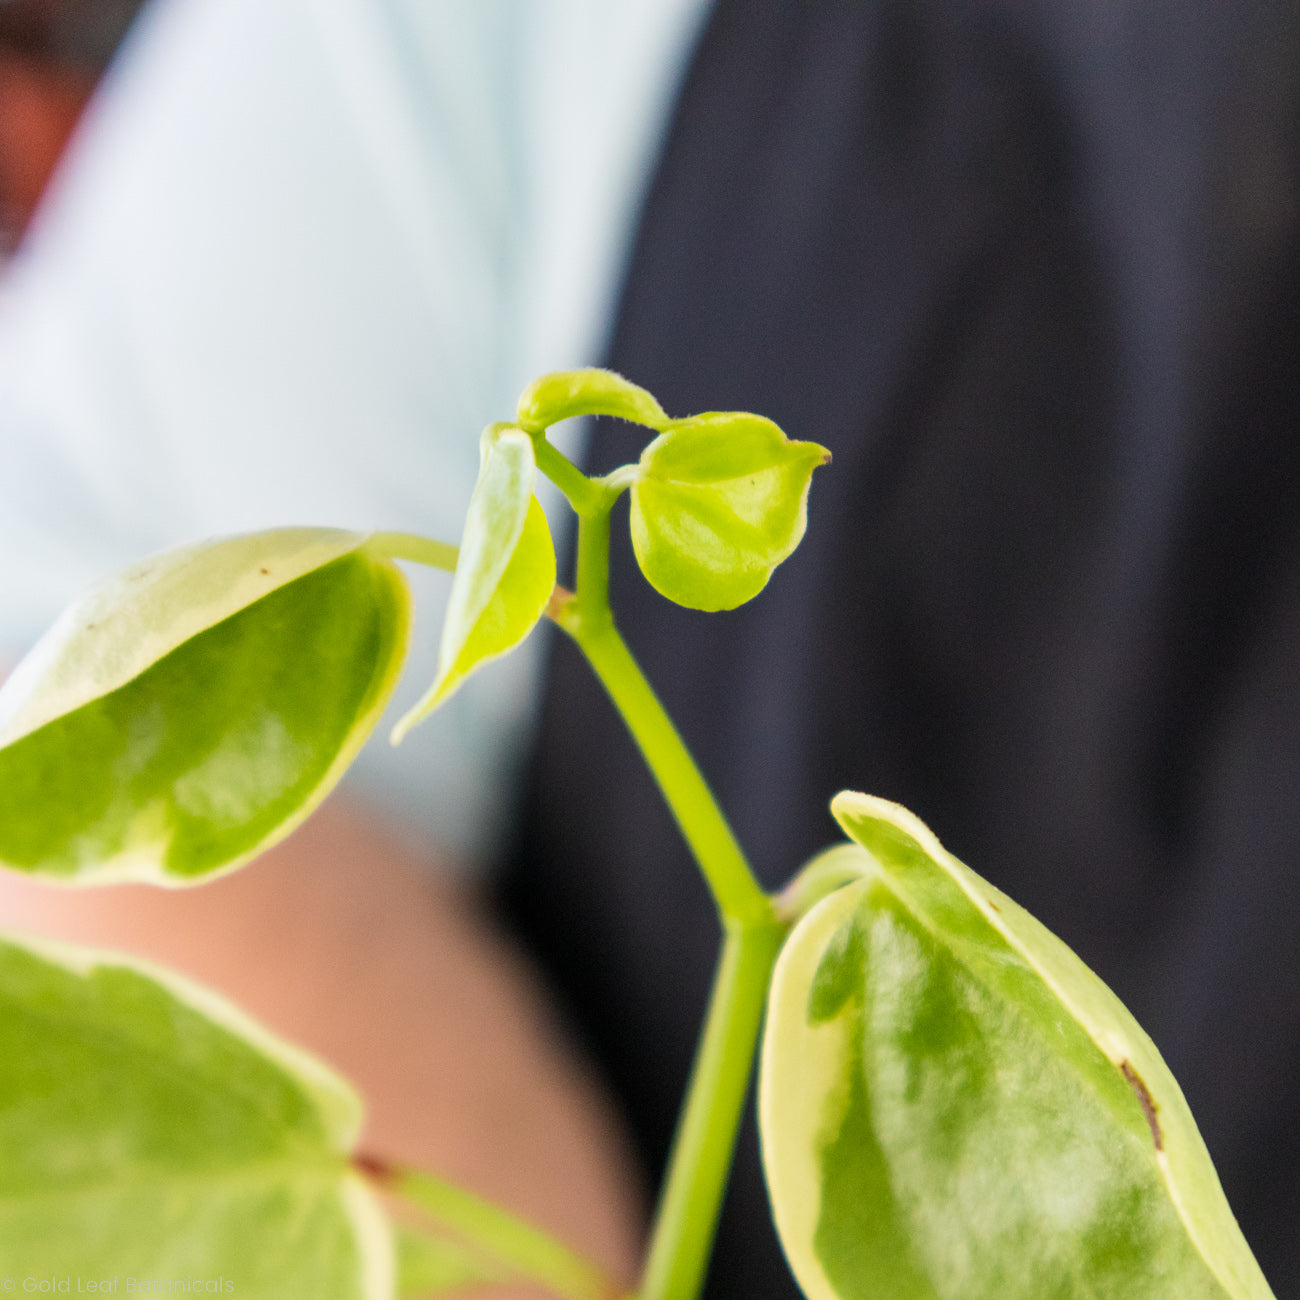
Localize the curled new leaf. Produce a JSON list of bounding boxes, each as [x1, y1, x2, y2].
[[759, 792, 1275, 1300], [392, 426, 555, 740], [515, 367, 668, 434], [0, 931, 392, 1298], [0, 528, 411, 885], [629, 412, 829, 611]]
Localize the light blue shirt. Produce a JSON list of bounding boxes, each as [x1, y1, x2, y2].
[[0, 0, 710, 869]]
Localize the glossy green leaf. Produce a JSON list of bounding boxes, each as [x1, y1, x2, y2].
[[0, 529, 411, 885], [393, 427, 555, 740], [759, 792, 1275, 1300], [515, 367, 668, 434], [0, 931, 391, 1298], [629, 413, 829, 611]]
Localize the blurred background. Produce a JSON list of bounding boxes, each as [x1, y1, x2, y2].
[[5, 3, 1300, 1296], [0, 0, 140, 255]]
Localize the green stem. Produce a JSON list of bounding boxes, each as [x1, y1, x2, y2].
[[384, 1163, 625, 1300], [550, 501, 770, 924], [540, 469, 781, 1300], [576, 507, 613, 628], [637, 919, 784, 1300], [366, 530, 458, 571], [566, 615, 771, 927], [530, 430, 610, 517]]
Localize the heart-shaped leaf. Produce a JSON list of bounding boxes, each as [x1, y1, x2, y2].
[[515, 368, 668, 434], [0, 529, 411, 885], [759, 792, 1275, 1300], [0, 931, 391, 1298], [392, 427, 555, 741], [629, 413, 829, 611]]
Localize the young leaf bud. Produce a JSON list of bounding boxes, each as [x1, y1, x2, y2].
[[515, 368, 668, 435], [392, 426, 555, 740], [629, 412, 829, 611]]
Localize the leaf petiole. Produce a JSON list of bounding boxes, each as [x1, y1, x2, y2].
[[365, 531, 459, 571], [529, 430, 612, 518], [360, 1157, 627, 1300]]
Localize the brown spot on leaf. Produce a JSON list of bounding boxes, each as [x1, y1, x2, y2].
[[987, 899, 1001, 913], [1120, 1059, 1163, 1150], [259, 567, 270, 576], [351, 1151, 397, 1185]]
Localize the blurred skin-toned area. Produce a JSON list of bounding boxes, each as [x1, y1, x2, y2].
[[0, 3, 646, 1292]]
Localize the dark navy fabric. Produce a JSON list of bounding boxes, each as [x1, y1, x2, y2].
[[501, 3, 1300, 1295]]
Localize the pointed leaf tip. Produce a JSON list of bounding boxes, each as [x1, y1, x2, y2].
[[393, 428, 555, 740]]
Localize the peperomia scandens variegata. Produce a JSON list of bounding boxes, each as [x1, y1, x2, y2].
[[0, 528, 437, 885], [0, 929, 393, 1299], [0, 368, 1275, 1298], [760, 793, 1273, 1300]]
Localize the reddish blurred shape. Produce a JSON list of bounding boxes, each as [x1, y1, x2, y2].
[[0, 49, 93, 246], [0, 0, 125, 252]]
